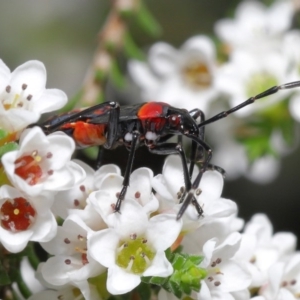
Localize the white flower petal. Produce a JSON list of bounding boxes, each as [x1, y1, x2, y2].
[[272, 232, 297, 256], [126, 168, 153, 204], [152, 174, 174, 201], [128, 60, 160, 94], [214, 232, 242, 261], [146, 214, 182, 251], [201, 238, 217, 268], [107, 266, 140, 295], [213, 261, 251, 292], [0, 227, 32, 253], [289, 94, 300, 122], [182, 35, 216, 62], [199, 170, 224, 199], [31, 88, 67, 114], [88, 229, 119, 268], [143, 250, 173, 277], [10, 60, 46, 96], [197, 280, 212, 300], [0, 109, 40, 131], [0, 59, 10, 91], [148, 42, 178, 76], [30, 211, 57, 242]]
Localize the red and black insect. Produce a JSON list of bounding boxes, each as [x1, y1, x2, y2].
[[39, 80, 300, 219]]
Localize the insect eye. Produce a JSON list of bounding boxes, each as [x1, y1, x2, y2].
[[169, 115, 181, 127]]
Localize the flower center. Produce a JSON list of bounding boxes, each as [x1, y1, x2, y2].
[[246, 72, 278, 99], [182, 61, 212, 89], [281, 278, 298, 297], [14, 150, 53, 185], [206, 257, 223, 288], [116, 234, 155, 274], [1, 84, 33, 111], [0, 197, 36, 231], [64, 234, 89, 266]]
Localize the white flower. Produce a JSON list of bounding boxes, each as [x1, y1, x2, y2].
[[1, 127, 86, 197], [215, 0, 294, 53], [0, 59, 67, 132], [208, 114, 282, 184], [88, 199, 182, 295], [28, 281, 102, 300], [182, 214, 244, 256], [0, 185, 57, 252], [215, 50, 295, 117], [88, 166, 159, 223], [41, 215, 105, 287], [152, 155, 237, 229], [21, 256, 45, 293], [129, 35, 220, 111], [211, 137, 248, 181], [51, 159, 97, 218], [198, 232, 251, 299], [245, 155, 280, 184], [234, 214, 297, 288], [259, 254, 300, 300]]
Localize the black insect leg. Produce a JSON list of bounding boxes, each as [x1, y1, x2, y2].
[[91, 102, 120, 169], [176, 135, 213, 220], [96, 147, 104, 170], [188, 108, 206, 177], [114, 131, 140, 213], [149, 142, 203, 217], [103, 102, 120, 149], [199, 81, 300, 127], [176, 81, 300, 218]]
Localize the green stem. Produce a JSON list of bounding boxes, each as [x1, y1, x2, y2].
[[25, 242, 40, 270], [15, 269, 32, 299]]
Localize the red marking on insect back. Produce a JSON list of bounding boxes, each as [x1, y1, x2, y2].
[[14, 155, 43, 185], [61, 121, 107, 147], [137, 102, 168, 119], [1, 197, 36, 231]]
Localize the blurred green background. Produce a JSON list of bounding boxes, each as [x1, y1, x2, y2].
[[0, 0, 299, 243]]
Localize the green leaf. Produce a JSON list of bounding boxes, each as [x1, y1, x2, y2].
[[110, 59, 126, 89], [168, 279, 183, 299], [135, 282, 152, 300], [0, 129, 8, 140], [0, 142, 19, 158], [123, 32, 145, 60], [142, 250, 206, 299], [135, 3, 162, 37], [189, 255, 204, 265], [172, 254, 186, 270], [0, 261, 10, 286], [236, 99, 296, 162]]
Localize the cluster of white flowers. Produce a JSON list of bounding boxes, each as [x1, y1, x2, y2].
[[0, 1, 300, 297], [0, 57, 298, 300], [129, 0, 300, 183]]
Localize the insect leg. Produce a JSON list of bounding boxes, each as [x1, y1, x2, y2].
[[149, 143, 203, 217], [114, 131, 140, 213], [103, 102, 120, 149], [150, 143, 191, 191], [188, 108, 206, 177], [176, 135, 212, 220], [199, 80, 300, 127], [89, 102, 120, 169]]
